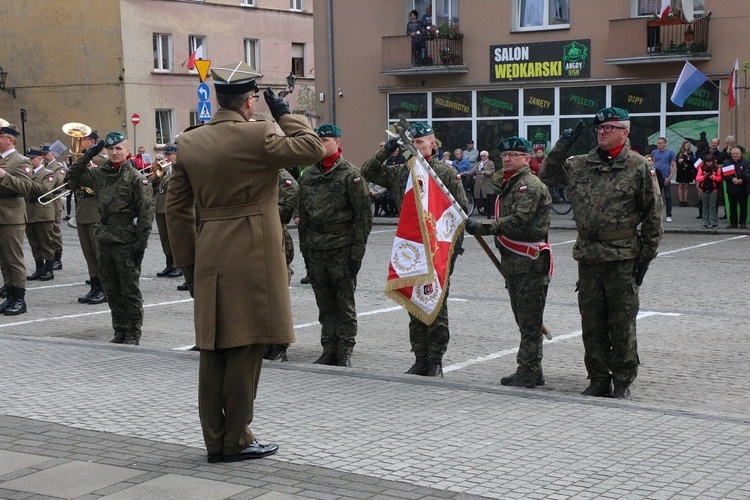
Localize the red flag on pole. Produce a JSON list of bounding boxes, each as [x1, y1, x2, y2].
[[729, 58, 739, 110]]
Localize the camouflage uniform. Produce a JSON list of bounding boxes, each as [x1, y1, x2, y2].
[[298, 156, 372, 357], [362, 148, 468, 360], [68, 154, 155, 344], [278, 169, 299, 283], [473, 164, 551, 385], [540, 140, 662, 388]]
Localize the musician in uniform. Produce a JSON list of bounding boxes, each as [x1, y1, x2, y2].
[[25, 147, 57, 282], [0, 123, 33, 316], [166, 61, 325, 462], [152, 144, 181, 278], [41, 143, 67, 270], [465, 136, 552, 389], [72, 130, 107, 305], [68, 132, 154, 344]]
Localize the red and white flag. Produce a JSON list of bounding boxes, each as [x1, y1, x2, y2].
[[722, 164, 736, 177], [728, 58, 739, 110], [694, 157, 704, 171], [660, 0, 671, 19], [384, 159, 464, 324], [187, 45, 204, 70]]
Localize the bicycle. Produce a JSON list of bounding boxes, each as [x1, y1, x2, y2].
[[549, 184, 572, 215]]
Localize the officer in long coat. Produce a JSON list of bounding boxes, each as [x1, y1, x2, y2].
[[0, 123, 33, 316], [166, 61, 325, 463]]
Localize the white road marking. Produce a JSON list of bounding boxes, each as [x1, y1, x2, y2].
[[658, 235, 747, 256], [550, 239, 577, 246], [443, 311, 682, 373], [27, 277, 157, 291]]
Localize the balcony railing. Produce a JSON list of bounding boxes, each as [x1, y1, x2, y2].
[[413, 36, 464, 67], [646, 12, 711, 54], [381, 35, 468, 75]]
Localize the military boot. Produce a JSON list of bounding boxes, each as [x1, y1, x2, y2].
[[177, 282, 189, 291], [51, 251, 63, 271], [4, 287, 27, 316], [500, 372, 544, 389], [268, 345, 288, 362], [313, 352, 338, 365], [86, 277, 107, 305], [78, 278, 97, 303], [612, 384, 632, 400], [263, 345, 273, 359], [168, 266, 183, 278], [300, 275, 311, 284], [426, 357, 444, 378], [26, 259, 45, 280], [581, 378, 613, 397], [337, 353, 351, 367], [38, 260, 55, 281], [405, 356, 429, 375], [0, 287, 14, 313], [0, 285, 5, 298], [157, 256, 174, 277]]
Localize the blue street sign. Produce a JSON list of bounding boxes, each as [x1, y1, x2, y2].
[[197, 82, 210, 101], [198, 101, 212, 121]]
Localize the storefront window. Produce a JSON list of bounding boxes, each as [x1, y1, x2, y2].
[[559, 117, 596, 155], [388, 93, 428, 120], [432, 91, 472, 118], [611, 84, 661, 114], [666, 80, 719, 113], [560, 86, 605, 116], [627, 115, 661, 154], [664, 115, 718, 154], [523, 87, 555, 116], [431, 120, 472, 156], [476, 119, 519, 156], [477, 89, 519, 117]]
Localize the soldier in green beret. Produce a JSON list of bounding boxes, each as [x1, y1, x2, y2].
[[540, 107, 663, 400], [68, 131, 155, 345], [465, 136, 552, 389], [298, 124, 373, 367], [362, 121, 468, 377]]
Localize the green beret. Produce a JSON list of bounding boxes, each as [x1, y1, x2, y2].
[[104, 131, 126, 147], [594, 107, 629, 125], [315, 123, 341, 138], [408, 122, 434, 138], [497, 136, 532, 153]]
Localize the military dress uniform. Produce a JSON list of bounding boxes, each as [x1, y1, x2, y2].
[[540, 107, 663, 399], [151, 147, 181, 278], [74, 147, 107, 304], [68, 132, 154, 344], [0, 124, 34, 316], [41, 144, 67, 270], [467, 137, 552, 388], [25, 153, 58, 281], [361, 122, 468, 376], [298, 124, 373, 367]]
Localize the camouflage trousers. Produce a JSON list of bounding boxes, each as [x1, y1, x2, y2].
[[308, 247, 357, 356], [577, 259, 639, 385], [283, 227, 294, 285], [506, 273, 550, 384], [97, 241, 144, 343]]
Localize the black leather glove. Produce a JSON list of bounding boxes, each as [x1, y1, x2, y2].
[[132, 249, 144, 267], [263, 87, 291, 122], [183, 264, 195, 299], [464, 218, 478, 235], [349, 259, 362, 278], [633, 256, 651, 286], [383, 136, 401, 155], [559, 120, 586, 151], [84, 140, 105, 158]]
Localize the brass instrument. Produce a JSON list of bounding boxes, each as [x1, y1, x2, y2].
[[0, 117, 9, 128], [62, 122, 92, 160], [152, 159, 172, 178], [38, 183, 71, 205]]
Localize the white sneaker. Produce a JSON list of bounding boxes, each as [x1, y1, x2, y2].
[[666, 216, 672, 222]]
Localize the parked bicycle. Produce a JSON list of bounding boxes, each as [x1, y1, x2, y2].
[[550, 184, 572, 215]]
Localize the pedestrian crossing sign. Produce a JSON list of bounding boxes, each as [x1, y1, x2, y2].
[[198, 101, 212, 122]]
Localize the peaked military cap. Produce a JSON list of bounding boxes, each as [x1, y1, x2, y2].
[[104, 131, 126, 147], [211, 61, 262, 96], [497, 136, 532, 153], [594, 107, 629, 125], [26, 147, 44, 157], [315, 124, 341, 138], [408, 122, 434, 138], [0, 124, 19, 137], [164, 143, 177, 154], [40, 142, 53, 152], [85, 129, 99, 141]]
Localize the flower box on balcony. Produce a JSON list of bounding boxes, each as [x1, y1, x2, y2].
[[647, 18, 684, 27]]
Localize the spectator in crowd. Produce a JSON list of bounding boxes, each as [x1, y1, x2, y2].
[[468, 150, 496, 219], [676, 140, 696, 207], [421, 3, 433, 28], [722, 147, 749, 228], [132, 146, 151, 172], [696, 137, 722, 220], [696, 154, 722, 229], [441, 151, 453, 165], [651, 137, 676, 222], [453, 148, 472, 188], [529, 147, 545, 175], [463, 140, 479, 168]]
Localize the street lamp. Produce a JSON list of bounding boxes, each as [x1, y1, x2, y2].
[[278, 72, 297, 98], [0, 66, 16, 98]]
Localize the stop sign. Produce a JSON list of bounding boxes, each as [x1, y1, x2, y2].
[[131, 113, 141, 125]]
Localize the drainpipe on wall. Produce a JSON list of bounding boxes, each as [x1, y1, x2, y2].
[[327, 0, 335, 124]]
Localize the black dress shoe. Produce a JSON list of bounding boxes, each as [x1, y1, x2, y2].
[[207, 452, 222, 463], [223, 440, 278, 462], [156, 265, 173, 277], [177, 282, 189, 291], [300, 275, 311, 284], [168, 267, 184, 278], [313, 352, 338, 365]]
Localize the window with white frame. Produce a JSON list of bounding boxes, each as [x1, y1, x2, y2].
[[632, 0, 704, 18], [244, 39, 260, 71], [188, 35, 206, 71], [189, 111, 200, 127], [155, 110, 173, 146], [514, 0, 569, 31], [413, 1, 460, 27], [241, 0, 256, 6], [153, 33, 172, 71], [291, 43, 305, 77], [290, 0, 303, 11]]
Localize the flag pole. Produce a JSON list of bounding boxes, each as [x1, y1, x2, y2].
[[392, 115, 504, 275]]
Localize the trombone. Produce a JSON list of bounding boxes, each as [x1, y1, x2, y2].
[[38, 122, 94, 204], [142, 159, 172, 178]]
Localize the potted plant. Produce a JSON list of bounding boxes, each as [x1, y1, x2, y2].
[[439, 46, 451, 64], [684, 26, 694, 42]]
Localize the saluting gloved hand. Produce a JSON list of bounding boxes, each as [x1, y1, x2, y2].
[[263, 87, 291, 122], [464, 218, 478, 235], [559, 120, 586, 151], [132, 249, 145, 267], [383, 136, 401, 155], [183, 265, 195, 299], [633, 256, 652, 286], [84, 140, 105, 158], [349, 259, 362, 278]]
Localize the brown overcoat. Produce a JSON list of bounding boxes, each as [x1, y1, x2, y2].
[[166, 109, 325, 350]]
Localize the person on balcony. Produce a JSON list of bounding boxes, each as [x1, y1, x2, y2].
[[407, 10, 423, 65]]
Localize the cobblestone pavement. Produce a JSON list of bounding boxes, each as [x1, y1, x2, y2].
[[1, 204, 749, 499]]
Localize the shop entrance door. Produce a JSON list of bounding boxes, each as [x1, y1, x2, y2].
[[523, 119, 555, 153]]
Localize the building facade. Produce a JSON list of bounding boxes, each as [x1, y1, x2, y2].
[[314, 0, 750, 164], [0, 0, 314, 157]]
